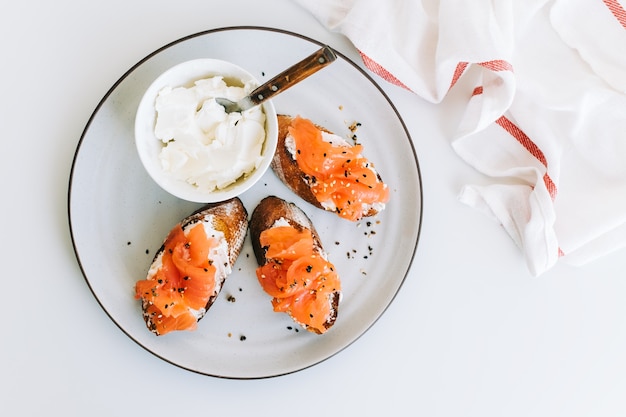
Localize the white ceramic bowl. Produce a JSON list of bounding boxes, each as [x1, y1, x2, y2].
[[135, 59, 278, 203]]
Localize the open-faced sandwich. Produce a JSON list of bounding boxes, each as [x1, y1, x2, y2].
[[249, 195, 341, 334], [134, 197, 248, 336], [272, 115, 389, 221]]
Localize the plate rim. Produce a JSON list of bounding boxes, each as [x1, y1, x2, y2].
[[67, 25, 424, 379]]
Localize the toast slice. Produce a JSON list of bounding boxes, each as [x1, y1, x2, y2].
[[135, 197, 248, 335], [271, 114, 388, 221], [249, 195, 341, 334]]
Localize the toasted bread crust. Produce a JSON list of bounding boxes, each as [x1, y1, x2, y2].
[[271, 115, 323, 210], [249, 196, 339, 333]]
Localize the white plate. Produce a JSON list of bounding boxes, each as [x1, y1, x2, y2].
[[68, 27, 422, 379]]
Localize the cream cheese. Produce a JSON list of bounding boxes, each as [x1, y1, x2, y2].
[[154, 76, 266, 191], [271, 217, 292, 228]]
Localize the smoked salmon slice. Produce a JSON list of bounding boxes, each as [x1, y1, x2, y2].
[[135, 223, 217, 335], [256, 226, 340, 334]]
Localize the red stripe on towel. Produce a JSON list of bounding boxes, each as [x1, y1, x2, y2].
[[542, 172, 558, 199], [451, 61, 511, 91], [496, 116, 547, 167], [450, 62, 469, 89], [495, 116, 565, 257], [478, 60, 514, 72], [472, 78, 564, 257], [358, 51, 411, 90], [603, 0, 626, 29], [495, 116, 558, 201]]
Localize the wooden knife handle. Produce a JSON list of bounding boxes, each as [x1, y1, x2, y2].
[[247, 45, 337, 106]]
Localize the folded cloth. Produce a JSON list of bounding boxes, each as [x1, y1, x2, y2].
[[295, 0, 626, 276]]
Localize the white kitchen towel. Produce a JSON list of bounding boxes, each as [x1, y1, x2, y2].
[[295, 0, 626, 276]]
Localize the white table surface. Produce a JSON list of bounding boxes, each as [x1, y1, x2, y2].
[[3, 0, 626, 416]]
